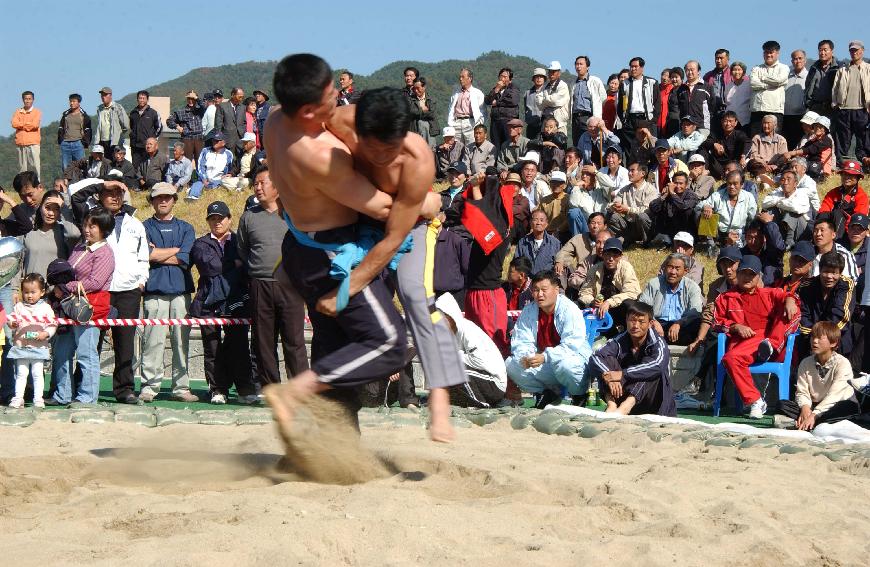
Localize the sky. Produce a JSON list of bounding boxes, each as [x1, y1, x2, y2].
[[3, 0, 866, 136]]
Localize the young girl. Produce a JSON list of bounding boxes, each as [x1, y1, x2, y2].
[[8, 274, 57, 409]]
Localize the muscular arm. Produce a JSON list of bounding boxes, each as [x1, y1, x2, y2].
[[344, 147, 435, 298], [317, 148, 393, 222]]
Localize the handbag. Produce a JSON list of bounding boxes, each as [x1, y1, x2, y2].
[[61, 282, 93, 323]]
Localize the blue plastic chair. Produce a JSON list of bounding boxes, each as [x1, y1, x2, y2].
[[713, 332, 797, 417], [583, 309, 613, 347], [556, 310, 612, 401]]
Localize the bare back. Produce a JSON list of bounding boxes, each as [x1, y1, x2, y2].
[[327, 105, 435, 205], [264, 110, 389, 232]]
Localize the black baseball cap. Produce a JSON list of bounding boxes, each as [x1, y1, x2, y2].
[[790, 241, 815, 261], [206, 201, 231, 218], [737, 255, 763, 274], [603, 237, 623, 253], [717, 245, 742, 264], [654, 138, 670, 151], [446, 161, 468, 175], [849, 214, 870, 230], [212, 89, 224, 98]]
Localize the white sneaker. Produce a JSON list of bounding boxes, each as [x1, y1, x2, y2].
[[8, 397, 24, 409], [33, 398, 45, 409], [848, 374, 870, 395], [748, 398, 768, 419], [211, 393, 227, 405]]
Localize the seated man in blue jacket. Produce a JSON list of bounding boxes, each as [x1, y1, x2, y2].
[[589, 300, 677, 416], [505, 270, 592, 408], [514, 209, 561, 275]]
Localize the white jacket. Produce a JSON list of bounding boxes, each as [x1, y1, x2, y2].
[[762, 187, 811, 219], [750, 61, 789, 113], [435, 293, 507, 390], [796, 174, 821, 211], [535, 79, 571, 134], [107, 213, 150, 292], [521, 177, 552, 210], [570, 75, 607, 118], [447, 85, 486, 127]]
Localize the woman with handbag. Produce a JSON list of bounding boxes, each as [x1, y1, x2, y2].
[[46, 207, 115, 406]]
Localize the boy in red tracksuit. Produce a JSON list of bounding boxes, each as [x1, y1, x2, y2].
[[714, 255, 800, 418]]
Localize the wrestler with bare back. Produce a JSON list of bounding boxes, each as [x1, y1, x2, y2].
[[262, 53, 462, 442]]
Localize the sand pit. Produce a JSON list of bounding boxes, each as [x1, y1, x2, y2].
[[1, 414, 870, 566]]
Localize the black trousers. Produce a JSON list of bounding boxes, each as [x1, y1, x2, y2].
[[250, 278, 309, 386], [525, 117, 542, 141], [489, 119, 509, 152], [281, 230, 407, 389], [130, 146, 148, 172], [201, 323, 256, 397], [357, 346, 420, 408], [782, 114, 804, 149], [448, 370, 506, 408], [778, 399, 860, 425], [834, 108, 870, 162], [109, 288, 142, 400], [659, 319, 701, 346], [571, 112, 592, 147]]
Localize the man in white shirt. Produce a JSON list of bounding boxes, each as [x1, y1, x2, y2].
[[517, 151, 550, 209], [761, 169, 810, 247], [570, 56, 607, 146], [749, 40, 789, 138], [790, 157, 821, 212], [98, 182, 150, 404], [447, 68, 485, 146], [783, 50, 809, 148]]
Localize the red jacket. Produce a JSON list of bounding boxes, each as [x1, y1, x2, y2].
[[713, 286, 800, 354], [819, 184, 869, 226], [459, 181, 514, 255]]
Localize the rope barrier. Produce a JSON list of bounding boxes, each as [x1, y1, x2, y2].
[[8, 310, 528, 327], [8, 315, 253, 327]]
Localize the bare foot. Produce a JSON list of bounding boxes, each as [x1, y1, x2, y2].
[[604, 401, 619, 413], [263, 371, 325, 443], [617, 396, 637, 416], [427, 387, 455, 443]]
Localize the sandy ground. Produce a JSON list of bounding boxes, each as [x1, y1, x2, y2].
[[1, 417, 869, 567]]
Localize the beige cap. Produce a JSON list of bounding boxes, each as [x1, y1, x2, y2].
[[149, 182, 178, 200], [185, 90, 198, 100], [99, 86, 112, 95]]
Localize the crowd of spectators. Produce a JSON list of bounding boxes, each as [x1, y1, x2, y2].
[[4, 38, 870, 427]]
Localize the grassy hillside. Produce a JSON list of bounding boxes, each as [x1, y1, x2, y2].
[[0, 51, 563, 187]]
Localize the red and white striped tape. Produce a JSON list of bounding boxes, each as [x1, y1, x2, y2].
[[7, 315, 253, 327], [8, 310, 527, 327]]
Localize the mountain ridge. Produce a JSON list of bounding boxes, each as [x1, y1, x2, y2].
[[0, 51, 563, 187]]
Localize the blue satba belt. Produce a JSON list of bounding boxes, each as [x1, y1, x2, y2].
[[283, 212, 413, 312]]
